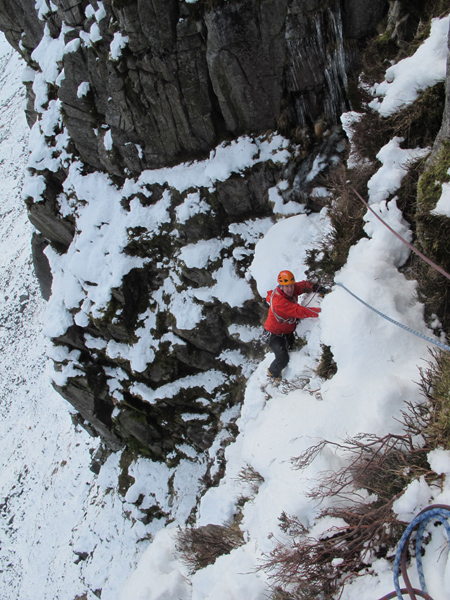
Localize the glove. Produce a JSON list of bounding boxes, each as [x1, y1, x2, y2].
[[312, 283, 330, 296]]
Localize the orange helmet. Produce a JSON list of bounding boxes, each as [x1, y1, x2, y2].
[[277, 270, 295, 285]]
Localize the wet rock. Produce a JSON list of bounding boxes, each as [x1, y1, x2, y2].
[[205, 0, 288, 133]]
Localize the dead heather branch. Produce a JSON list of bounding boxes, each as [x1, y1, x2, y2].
[[235, 464, 265, 497], [236, 464, 265, 486], [176, 523, 244, 574], [417, 349, 450, 450], [262, 501, 402, 600], [292, 431, 432, 504], [261, 422, 440, 599]]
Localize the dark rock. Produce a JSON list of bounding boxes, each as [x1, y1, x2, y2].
[[0, 0, 43, 55], [431, 19, 450, 157], [31, 232, 52, 301], [25, 171, 75, 252], [386, 1, 420, 44], [172, 342, 219, 372], [215, 162, 278, 217], [58, 0, 86, 27], [173, 309, 228, 354], [343, 0, 388, 39], [115, 407, 166, 458], [205, 0, 288, 133], [285, 0, 353, 128], [59, 49, 106, 172], [55, 377, 123, 451], [0, 0, 392, 458]]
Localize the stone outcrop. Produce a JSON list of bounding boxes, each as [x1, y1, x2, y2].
[[0, 0, 389, 459], [0, 0, 389, 174]]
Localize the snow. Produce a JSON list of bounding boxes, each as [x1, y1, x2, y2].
[[110, 32, 129, 60], [178, 237, 233, 268], [77, 81, 90, 97], [123, 135, 291, 195], [434, 177, 450, 216], [367, 137, 430, 204], [31, 23, 66, 88], [175, 191, 211, 223], [104, 128, 113, 150], [428, 448, 450, 475], [192, 258, 255, 306], [369, 16, 450, 117], [1, 11, 450, 600], [249, 210, 331, 297], [268, 182, 307, 215]]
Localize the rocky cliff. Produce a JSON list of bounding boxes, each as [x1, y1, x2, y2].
[[0, 0, 391, 459]]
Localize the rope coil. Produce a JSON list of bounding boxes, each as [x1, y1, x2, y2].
[[378, 505, 450, 600]]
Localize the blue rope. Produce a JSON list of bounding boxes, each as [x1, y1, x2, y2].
[[392, 506, 450, 600], [415, 514, 450, 592], [335, 283, 450, 353]]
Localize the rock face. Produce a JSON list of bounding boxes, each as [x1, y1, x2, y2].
[[0, 0, 388, 459]]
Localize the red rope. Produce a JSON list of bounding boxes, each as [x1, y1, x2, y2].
[[377, 589, 433, 600], [352, 188, 450, 282]]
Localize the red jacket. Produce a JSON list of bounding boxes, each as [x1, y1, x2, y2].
[[264, 281, 320, 335]]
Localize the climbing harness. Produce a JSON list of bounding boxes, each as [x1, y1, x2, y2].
[[336, 282, 450, 352], [268, 288, 298, 325], [268, 288, 319, 327], [377, 504, 450, 600], [261, 329, 271, 344], [352, 188, 450, 282]]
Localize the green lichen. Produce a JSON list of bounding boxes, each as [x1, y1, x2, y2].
[[417, 141, 450, 214], [413, 142, 450, 332]]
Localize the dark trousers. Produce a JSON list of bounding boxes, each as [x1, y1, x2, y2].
[[267, 332, 295, 377]]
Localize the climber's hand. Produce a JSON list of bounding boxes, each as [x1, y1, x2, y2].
[[312, 283, 330, 296]]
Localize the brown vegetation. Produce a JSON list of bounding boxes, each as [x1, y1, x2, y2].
[[175, 523, 244, 573], [259, 349, 450, 599]]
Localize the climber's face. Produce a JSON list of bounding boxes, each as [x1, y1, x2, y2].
[[282, 284, 294, 297]]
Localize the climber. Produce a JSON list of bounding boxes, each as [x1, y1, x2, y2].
[[263, 270, 327, 382]]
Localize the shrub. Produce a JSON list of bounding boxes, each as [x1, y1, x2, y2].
[[305, 163, 371, 282], [414, 349, 450, 450], [235, 463, 265, 493], [389, 83, 445, 150], [176, 523, 244, 573], [315, 345, 337, 380], [417, 141, 450, 214], [260, 400, 442, 599], [350, 84, 444, 166]]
